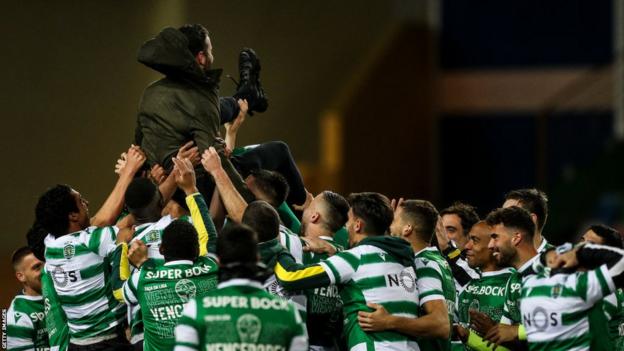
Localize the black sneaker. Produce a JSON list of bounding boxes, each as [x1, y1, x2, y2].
[[234, 47, 268, 115]]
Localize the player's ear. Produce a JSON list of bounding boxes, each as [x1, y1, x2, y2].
[[529, 213, 538, 227], [15, 271, 25, 283], [311, 212, 320, 224], [354, 218, 363, 233], [511, 231, 522, 246], [402, 224, 412, 238], [68, 211, 79, 223]]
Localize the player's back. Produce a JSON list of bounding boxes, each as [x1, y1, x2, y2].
[[43, 226, 122, 344], [125, 256, 219, 351], [521, 268, 611, 351], [175, 278, 307, 351], [326, 244, 420, 350]]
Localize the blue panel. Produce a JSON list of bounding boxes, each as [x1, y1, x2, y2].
[[439, 115, 536, 214], [441, 0, 613, 68], [546, 112, 613, 186]]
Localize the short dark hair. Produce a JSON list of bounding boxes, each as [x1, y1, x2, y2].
[[440, 202, 480, 237], [320, 191, 350, 233], [35, 184, 78, 237], [26, 222, 48, 262], [12, 246, 33, 270], [347, 192, 393, 236], [217, 223, 258, 265], [486, 206, 535, 241], [125, 178, 159, 211], [171, 189, 190, 212], [505, 188, 548, 231], [242, 201, 280, 242], [178, 24, 209, 56], [588, 224, 623, 249], [161, 220, 199, 261], [400, 200, 439, 242], [249, 169, 290, 207]]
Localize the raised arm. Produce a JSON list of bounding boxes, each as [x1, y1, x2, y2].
[[224, 99, 248, 152], [92, 146, 146, 227], [201, 147, 248, 222], [273, 251, 332, 291], [358, 300, 450, 339], [172, 157, 218, 256]]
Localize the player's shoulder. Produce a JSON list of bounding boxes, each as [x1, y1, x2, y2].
[[8, 295, 41, 325], [414, 248, 445, 267]]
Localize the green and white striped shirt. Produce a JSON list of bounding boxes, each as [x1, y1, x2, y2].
[[41, 271, 68, 351], [414, 247, 456, 351], [603, 289, 624, 349], [276, 240, 421, 351], [7, 293, 49, 351], [44, 226, 124, 345], [131, 215, 192, 264], [521, 264, 614, 350]]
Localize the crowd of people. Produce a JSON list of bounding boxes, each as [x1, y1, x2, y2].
[[6, 23, 624, 351]]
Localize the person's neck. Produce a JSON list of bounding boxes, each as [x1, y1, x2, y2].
[[304, 225, 333, 240], [512, 245, 538, 270], [409, 238, 428, 254], [351, 232, 369, 246], [66, 223, 83, 235], [134, 211, 161, 226], [533, 231, 543, 250], [165, 257, 195, 263], [23, 285, 40, 297], [480, 262, 499, 272]]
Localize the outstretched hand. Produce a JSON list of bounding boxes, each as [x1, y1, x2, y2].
[[149, 164, 167, 185], [118, 145, 146, 177], [483, 323, 518, 350], [469, 310, 496, 335], [357, 303, 393, 332], [225, 99, 248, 136], [172, 157, 197, 195], [177, 141, 200, 166], [552, 248, 580, 269], [128, 240, 148, 268], [114, 152, 127, 175], [201, 147, 223, 175], [301, 237, 337, 256], [435, 215, 450, 251], [293, 190, 314, 212], [390, 198, 404, 212]]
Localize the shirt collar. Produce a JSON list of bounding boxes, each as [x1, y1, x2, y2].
[[164, 260, 193, 266], [217, 278, 264, 290]]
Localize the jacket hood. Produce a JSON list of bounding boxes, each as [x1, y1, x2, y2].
[[358, 235, 415, 268], [137, 27, 221, 84], [258, 238, 287, 268]]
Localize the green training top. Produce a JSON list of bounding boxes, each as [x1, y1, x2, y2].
[[174, 278, 308, 351]]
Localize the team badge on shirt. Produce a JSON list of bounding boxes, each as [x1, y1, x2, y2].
[[175, 279, 197, 302], [551, 284, 562, 298], [237, 314, 262, 343], [63, 243, 75, 259]]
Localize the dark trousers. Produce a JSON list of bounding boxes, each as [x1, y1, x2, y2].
[[219, 97, 240, 124], [231, 141, 306, 206]]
